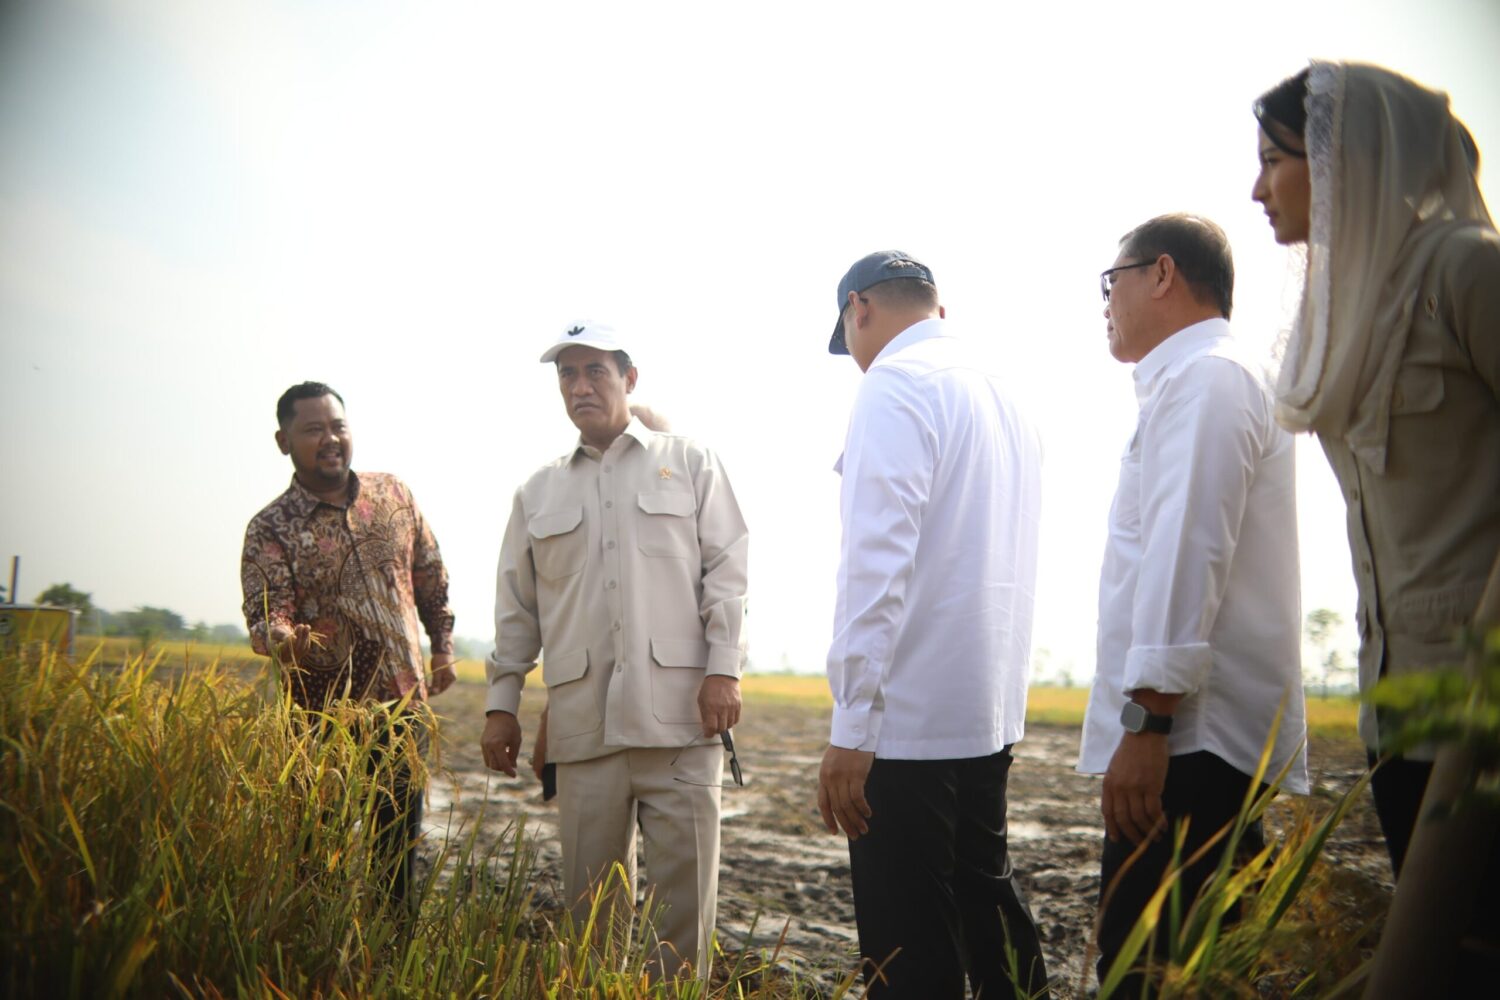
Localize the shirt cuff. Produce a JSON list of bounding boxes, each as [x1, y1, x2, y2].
[[830, 704, 883, 752], [429, 631, 455, 656], [1123, 642, 1213, 696], [705, 643, 743, 678], [484, 665, 524, 716]]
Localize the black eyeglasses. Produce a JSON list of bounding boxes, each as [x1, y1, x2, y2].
[[722, 729, 744, 786], [670, 729, 745, 787], [1099, 261, 1154, 302]]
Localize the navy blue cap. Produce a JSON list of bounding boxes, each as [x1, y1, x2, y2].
[[829, 251, 936, 354]]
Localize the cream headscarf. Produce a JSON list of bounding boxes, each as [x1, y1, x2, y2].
[[1274, 61, 1494, 472]]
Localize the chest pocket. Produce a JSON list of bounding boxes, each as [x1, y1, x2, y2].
[[1389, 362, 1445, 416], [529, 506, 586, 580], [636, 491, 696, 558], [1390, 292, 1450, 417]]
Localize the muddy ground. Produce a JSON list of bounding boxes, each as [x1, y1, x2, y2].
[[428, 684, 1392, 998]]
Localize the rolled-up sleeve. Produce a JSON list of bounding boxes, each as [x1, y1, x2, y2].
[[1124, 359, 1262, 695], [693, 448, 750, 678], [485, 488, 542, 715], [827, 369, 934, 751]]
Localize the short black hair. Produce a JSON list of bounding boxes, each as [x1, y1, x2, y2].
[[1119, 214, 1235, 319], [864, 277, 940, 312], [1254, 69, 1311, 155], [276, 382, 345, 427]]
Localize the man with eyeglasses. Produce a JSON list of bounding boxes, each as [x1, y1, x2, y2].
[[479, 323, 749, 980], [1079, 214, 1306, 995], [818, 251, 1050, 998]]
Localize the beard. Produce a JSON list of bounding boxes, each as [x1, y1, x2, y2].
[[293, 449, 351, 494]]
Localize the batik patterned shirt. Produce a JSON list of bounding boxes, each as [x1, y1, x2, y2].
[[241, 471, 454, 710]]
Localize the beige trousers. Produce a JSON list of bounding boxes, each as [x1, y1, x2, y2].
[[557, 744, 723, 977]]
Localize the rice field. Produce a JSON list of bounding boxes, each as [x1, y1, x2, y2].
[[125, 636, 1354, 740], [2, 643, 1376, 997]]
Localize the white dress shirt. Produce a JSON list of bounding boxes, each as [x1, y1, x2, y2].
[[1078, 319, 1308, 794], [827, 318, 1042, 760]]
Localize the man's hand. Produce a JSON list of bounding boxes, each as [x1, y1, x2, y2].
[[817, 745, 876, 840], [531, 706, 549, 780], [481, 711, 523, 777], [428, 652, 457, 696], [269, 623, 315, 664], [1102, 731, 1170, 844], [697, 674, 741, 737]]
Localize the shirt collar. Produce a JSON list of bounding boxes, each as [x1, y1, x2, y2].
[[872, 316, 948, 367], [283, 469, 359, 515], [571, 416, 655, 463], [832, 318, 949, 475], [1131, 317, 1231, 405]]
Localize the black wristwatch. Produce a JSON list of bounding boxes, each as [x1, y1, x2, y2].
[[1120, 701, 1174, 735]]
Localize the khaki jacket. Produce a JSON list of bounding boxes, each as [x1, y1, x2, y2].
[[485, 419, 749, 762], [1320, 226, 1500, 753]]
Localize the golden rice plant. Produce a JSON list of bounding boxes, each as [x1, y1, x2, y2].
[[0, 645, 850, 998], [1093, 709, 1377, 1000]]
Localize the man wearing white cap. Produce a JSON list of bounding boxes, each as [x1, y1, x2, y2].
[[480, 323, 749, 978]]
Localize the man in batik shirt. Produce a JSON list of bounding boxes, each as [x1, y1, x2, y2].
[[240, 380, 456, 908]]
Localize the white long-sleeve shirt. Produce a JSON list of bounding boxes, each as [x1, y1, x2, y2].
[[827, 318, 1042, 760], [1078, 319, 1308, 794]]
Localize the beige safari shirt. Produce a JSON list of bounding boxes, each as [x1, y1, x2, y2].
[[1320, 226, 1500, 753], [485, 419, 749, 763]]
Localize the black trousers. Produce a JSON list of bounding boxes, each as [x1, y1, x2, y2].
[[366, 712, 425, 911], [1097, 751, 1263, 998], [848, 750, 1049, 999], [302, 711, 426, 914], [1367, 751, 1435, 878]]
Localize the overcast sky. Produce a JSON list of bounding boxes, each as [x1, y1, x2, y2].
[[2, 0, 1496, 680]]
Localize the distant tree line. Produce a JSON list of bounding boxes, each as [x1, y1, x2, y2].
[[33, 583, 247, 645]]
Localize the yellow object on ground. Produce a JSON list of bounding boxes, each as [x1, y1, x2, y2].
[[0, 605, 76, 655]]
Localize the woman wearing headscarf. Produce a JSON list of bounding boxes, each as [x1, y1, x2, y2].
[[1251, 61, 1499, 990]]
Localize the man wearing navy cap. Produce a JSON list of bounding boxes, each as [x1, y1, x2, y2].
[[480, 323, 749, 979], [817, 253, 1051, 998]]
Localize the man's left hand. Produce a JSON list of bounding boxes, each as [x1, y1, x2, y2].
[[1102, 731, 1170, 844], [697, 674, 741, 737], [818, 745, 875, 840], [428, 653, 457, 696]]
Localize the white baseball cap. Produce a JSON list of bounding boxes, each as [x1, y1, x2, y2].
[[539, 321, 632, 364]]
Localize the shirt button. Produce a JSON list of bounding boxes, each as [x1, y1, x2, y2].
[[612, 621, 621, 631], [615, 664, 623, 673], [604, 465, 612, 473], [1361, 560, 1372, 573], [1348, 488, 1360, 501], [607, 580, 617, 589], [606, 540, 616, 550], [605, 500, 613, 509]]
